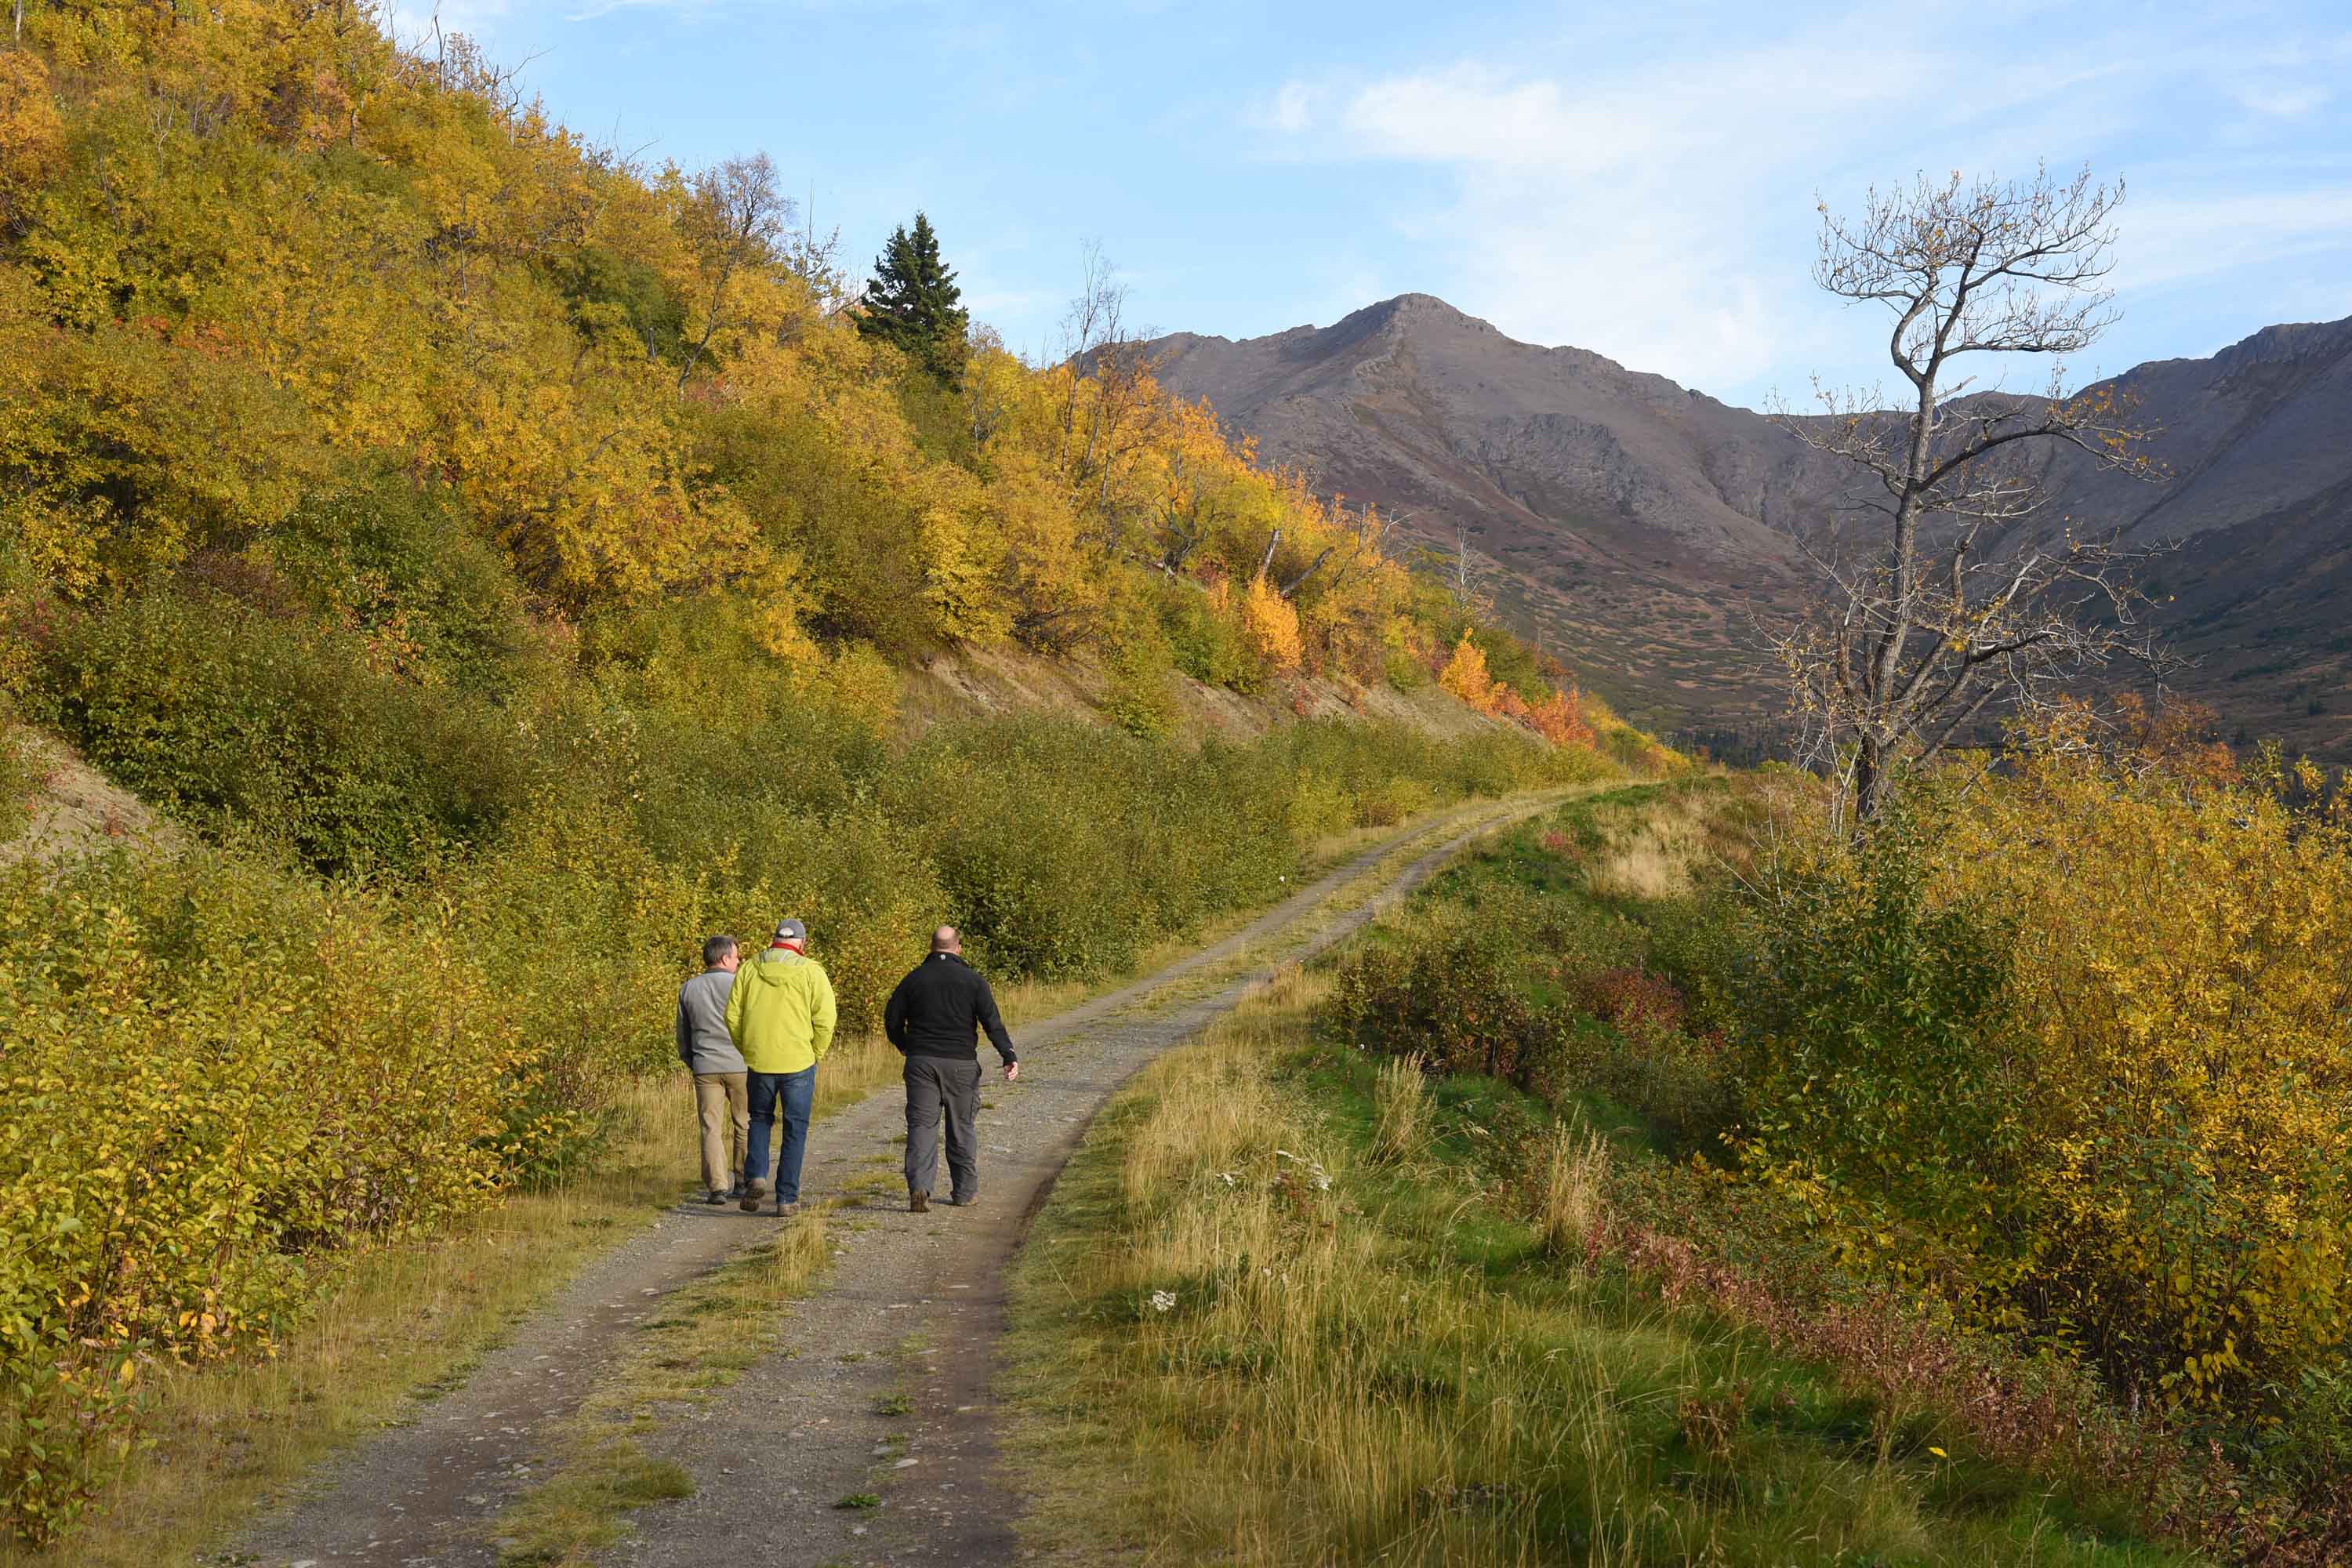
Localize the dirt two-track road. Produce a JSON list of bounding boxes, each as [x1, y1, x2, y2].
[[238, 794, 1560, 1568]]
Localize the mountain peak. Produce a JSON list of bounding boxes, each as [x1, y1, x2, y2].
[[1342, 292, 1483, 336]]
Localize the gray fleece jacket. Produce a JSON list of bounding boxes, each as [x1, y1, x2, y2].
[[675, 967, 746, 1074]]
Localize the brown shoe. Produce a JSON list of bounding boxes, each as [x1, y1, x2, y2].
[[776, 1200, 801, 1218], [909, 1189, 930, 1214], [740, 1179, 771, 1214]]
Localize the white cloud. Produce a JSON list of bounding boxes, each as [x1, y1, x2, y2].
[[1268, 80, 1321, 134], [1261, 26, 1944, 394], [1258, 6, 2352, 403]]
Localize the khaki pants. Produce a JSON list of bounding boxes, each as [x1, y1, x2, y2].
[[693, 1072, 750, 1193]]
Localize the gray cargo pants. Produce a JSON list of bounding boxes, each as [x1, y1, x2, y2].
[[903, 1055, 983, 1200]]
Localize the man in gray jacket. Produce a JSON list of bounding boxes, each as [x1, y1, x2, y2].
[[677, 934, 748, 1204]]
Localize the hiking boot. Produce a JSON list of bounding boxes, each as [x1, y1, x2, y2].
[[725, 1184, 745, 1201], [740, 1179, 771, 1214], [777, 1200, 801, 1218], [944, 1192, 978, 1207], [703, 1189, 728, 1206], [909, 1189, 930, 1214]]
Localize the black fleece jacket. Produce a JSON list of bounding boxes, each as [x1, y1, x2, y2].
[[883, 953, 1018, 1064]]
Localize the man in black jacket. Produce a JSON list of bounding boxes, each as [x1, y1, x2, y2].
[[883, 926, 1018, 1213]]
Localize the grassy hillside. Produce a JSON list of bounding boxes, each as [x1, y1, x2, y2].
[[1010, 766, 2352, 1566]]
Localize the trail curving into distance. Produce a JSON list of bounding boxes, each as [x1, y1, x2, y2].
[[238, 793, 1562, 1568]]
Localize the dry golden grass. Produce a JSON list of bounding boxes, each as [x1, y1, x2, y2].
[[1004, 951, 2174, 1567], [1534, 1120, 1609, 1259], [1011, 971, 1687, 1565], [1370, 1052, 1432, 1169], [813, 1029, 902, 1118], [1588, 791, 1715, 899]]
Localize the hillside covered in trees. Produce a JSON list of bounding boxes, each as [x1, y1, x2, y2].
[[0, 0, 1611, 745]]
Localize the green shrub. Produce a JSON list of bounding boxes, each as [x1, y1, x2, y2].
[[1328, 895, 1548, 1080], [1383, 645, 1428, 692], [1101, 626, 1180, 740], [0, 714, 27, 845], [1730, 834, 2027, 1289], [0, 1350, 141, 1547], [883, 720, 1293, 978], [1285, 772, 1356, 841], [45, 591, 537, 877], [0, 844, 577, 1538], [264, 473, 541, 697], [1157, 581, 1253, 690]]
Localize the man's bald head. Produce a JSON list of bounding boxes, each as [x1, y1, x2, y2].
[[931, 926, 961, 955]]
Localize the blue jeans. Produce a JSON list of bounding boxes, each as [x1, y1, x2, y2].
[[743, 1065, 816, 1202]]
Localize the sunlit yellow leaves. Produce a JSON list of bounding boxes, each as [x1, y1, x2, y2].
[[0, 50, 65, 231], [1238, 572, 1304, 676], [1439, 633, 1497, 711], [916, 498, 1011, 644], [0, 0, 1610, 769], [1919, 746, 2352, 1405]]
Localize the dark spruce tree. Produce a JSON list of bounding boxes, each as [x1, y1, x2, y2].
[[855, 212, 970, 383]]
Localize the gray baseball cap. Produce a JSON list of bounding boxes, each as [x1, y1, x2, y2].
[[772, 918, 807, 943]]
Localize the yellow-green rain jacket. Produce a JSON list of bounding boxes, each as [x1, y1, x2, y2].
[[724, 946, 839, 1074]]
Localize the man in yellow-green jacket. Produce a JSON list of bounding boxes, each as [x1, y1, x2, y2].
[[724, 918, 839, 1217]]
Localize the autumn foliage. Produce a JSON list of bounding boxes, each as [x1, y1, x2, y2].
[[0, 0, 1592, 739], [1330, 775, 2352, 1561]]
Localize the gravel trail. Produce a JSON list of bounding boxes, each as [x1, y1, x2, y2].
[[236, 796, 1553, 1568], [618, 796, 1554, 1568]]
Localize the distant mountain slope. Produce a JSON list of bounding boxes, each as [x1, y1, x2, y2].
[[1145, 296, 2352, 758]]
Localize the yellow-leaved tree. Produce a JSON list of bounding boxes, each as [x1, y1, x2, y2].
[[1439, 633, 1497, 713], [0, 49, 64, 230], [1238, 572, 1304, 677], [1924, 745, 2352, 1406]]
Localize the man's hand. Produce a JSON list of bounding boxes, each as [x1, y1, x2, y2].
[[1004, 1061, 1020, 1083]]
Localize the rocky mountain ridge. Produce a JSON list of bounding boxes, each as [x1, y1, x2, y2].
[[1145, 296, 2352, 758]]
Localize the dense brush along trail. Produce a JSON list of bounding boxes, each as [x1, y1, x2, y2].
[[232, 795, 1561, 1568]]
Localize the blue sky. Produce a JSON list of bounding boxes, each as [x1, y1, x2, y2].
[[400, 0, 2352, 410]]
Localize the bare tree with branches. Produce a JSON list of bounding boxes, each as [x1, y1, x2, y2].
[[1445, 520, 1494, 621], [1055, 240, 1126, 473], [1052, 241, 1164, 548], [1770, 164, 2166, 832], [782, 180, 850, 315]]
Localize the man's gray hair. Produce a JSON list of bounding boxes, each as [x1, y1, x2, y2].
[[702, 933, 739, 968]]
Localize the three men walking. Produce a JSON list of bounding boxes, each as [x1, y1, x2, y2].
[[677, 920, 1019, 1218], [884, 926, 1018, 1214]]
